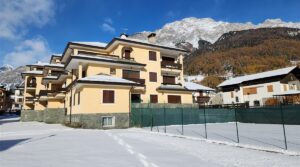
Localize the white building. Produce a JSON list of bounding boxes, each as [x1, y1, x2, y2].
[[218, 66, 300, 106], [10, 87, 24, 112]]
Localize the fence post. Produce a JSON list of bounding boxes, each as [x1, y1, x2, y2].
[[181, 105, 184, 135], [164, 102, 166, 133], [280, 102, 288, 150], [234, 104, 240, 143], [202, 103, 208, 139], [140, 108, 143, 128], [150, 103, 153, 131]]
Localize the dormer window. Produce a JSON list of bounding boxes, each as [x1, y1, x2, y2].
[[122, 47, 133, 60]]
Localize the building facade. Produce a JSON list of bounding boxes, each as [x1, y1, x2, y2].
[[21, 34, 194, 128], [218, 66, 300, 106]]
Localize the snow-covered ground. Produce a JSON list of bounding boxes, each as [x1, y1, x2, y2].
[[1, 116, 299, 167], [145, 123, 300, 153]]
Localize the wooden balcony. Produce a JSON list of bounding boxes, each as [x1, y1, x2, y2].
[[195, 96, 210, 103], [161, 61, 182, 70]]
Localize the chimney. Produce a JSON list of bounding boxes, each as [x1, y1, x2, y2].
[[147, 33, 156, 43], [120, 33, 128, 39]]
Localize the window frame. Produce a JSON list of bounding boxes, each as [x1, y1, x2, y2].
[[150, 94, 158, 103], [102, 90, 115, 104], [102, 116, 115, 127], [149, 51, 157, 61], [149, 72, 157, 82]]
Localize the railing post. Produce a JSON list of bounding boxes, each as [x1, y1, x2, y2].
[[280, 102, 288, 150], [202, 103, 208, 139], [234, 104, 240, 143], [181, 105, 184, 135], [164, 102, 166, 133]]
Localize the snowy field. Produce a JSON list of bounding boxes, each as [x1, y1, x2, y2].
[[144, 122, 300, 152], [1, 116, 300, 167]]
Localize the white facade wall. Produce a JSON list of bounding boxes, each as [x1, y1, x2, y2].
[[221, 81, 291, 106]]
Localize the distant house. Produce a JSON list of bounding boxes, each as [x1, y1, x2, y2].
[[218, 66, 300, 106], [184, 82, 215, 104], [0, 87, 12, 113]]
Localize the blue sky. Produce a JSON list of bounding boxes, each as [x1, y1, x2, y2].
[[1, 0, 300, 67]]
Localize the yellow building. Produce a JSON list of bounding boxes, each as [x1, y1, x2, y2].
[[21, 33, 193, 128]]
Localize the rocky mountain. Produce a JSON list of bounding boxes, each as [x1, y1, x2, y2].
[[130, 17, 300, 48], [0, 65, 26, 89], [185, 27, 300, 83]]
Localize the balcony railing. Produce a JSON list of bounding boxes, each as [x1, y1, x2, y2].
[[161, 83, 182, 86], [196, 96, 210, 103], [161, 61, 182, 70], [25, 97, 35, 101], [27, 83, 37, 88], [123, 77, 145, 85]]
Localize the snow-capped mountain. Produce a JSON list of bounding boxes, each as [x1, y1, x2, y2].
[[0, 65, 25, 89], [130, 17, 300, 48], [0, 64, 13, 73]]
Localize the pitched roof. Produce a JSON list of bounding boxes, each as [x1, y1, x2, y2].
[[184, 82, 215, 91], [70, 41, 107, 48], [218, 66, 297, 87]]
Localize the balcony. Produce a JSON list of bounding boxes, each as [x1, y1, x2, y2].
[[27, 83, 37, 88], [123, 77, 145, 85], [195, 96, 210, 103], [161, 61, 182, 70]]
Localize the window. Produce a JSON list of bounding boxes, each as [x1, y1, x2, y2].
[[231, 92, 234, 98], [103, 90, 115, 103], [78, 92, 80, 105], [235, 96, 239, 103], [102, 116, 115, 127], [284, 85, 288, 91], [149, 51, 157, 61], [82, 71, 86, 78], [73, 94, 76, 106], [110, 68, 116, 75], [267, 85, 273, 92], [168, 95, 181, 104], [124, 50, 131, 59], [149, 72, 157, 82], [131, 94, 141, 103], [150, 95, 158, 103], [243, 87, 257, 95], [123, 70, 140, 79], [254, 100, 260, 106], [163, 76, 176, 84]]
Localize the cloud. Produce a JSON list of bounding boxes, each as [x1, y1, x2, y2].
[[0, 0, 55, 40], [100, 18, 115, 34], [3, 37, 51, 67]]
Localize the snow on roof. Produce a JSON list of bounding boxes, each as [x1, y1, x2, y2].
[[158, 84, 187, 90], [218, 66, 297, 87], [78, 74, 136, 84], [29, 62, 64, 68], [116, 37, 187, 52], [184, 82, 215, 91], [71, 41, 107, 48], [273, 90, 300, 96], [22, 70, 44, 75], [52, 53, 62, 57]]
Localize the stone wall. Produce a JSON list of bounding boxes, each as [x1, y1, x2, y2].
[[67, 113, 129, 129], [21, 108, 66, 124]]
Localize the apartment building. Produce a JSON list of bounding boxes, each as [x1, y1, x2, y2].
[[10, 86, 24, 112], [21, 33, 193, 128], [218, 66, 300, 106]]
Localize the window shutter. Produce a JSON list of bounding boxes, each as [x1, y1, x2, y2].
[[103, 90, 114, 103], [149, 51, 157, 61], [150, 95, 158, 103], [149, 72, 157, 82], [168, 95, 181, 104]]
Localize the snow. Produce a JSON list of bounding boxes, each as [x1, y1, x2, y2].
[[133, 17, 300, 48], [29, 62, 64, 68], [158, 84, 187, 90], [78, 74, 136, 84], [184, 75, 205, 82], [116, 37, 187, 51], [71, 41, 107, 47], [1, 117, 299, 167], [218, 66, 297, 87], [273, 90, 300, 96], [22, 70, 43, 75], [184, 82, 215, 91]]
